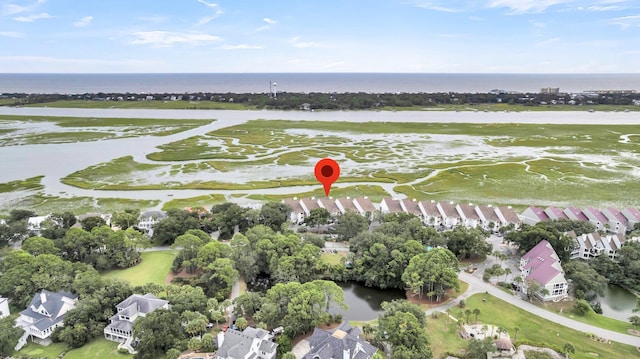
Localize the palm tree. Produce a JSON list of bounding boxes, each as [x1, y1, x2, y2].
[[464, 309, 472, 323], [504, 268, 512, 282], [473, 308, 481, 324], [513, 326, 520, 342]]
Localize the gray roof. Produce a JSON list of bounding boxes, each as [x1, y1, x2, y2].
[[116, 293, 168, 315], [139, 211, 167, 220], [20, 290, 77, 332], [304, 322, 377, 359], [218, 327, 277, 358]]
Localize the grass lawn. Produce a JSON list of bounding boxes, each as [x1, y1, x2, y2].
[[18, 342, 67, 359], [65, 338, 131, 359], [102, 251, 178, 286], [321, 252, 347, 265], [541, 299, 636, 335], [426, 312, 469, 358], [453, 293, 640, 359]]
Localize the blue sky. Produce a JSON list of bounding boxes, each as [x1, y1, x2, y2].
[[1, 0, 639, 73]]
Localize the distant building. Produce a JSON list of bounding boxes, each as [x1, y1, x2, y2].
[[283, 198, 305, 224], [303, 322, 378, 359], [0, 297, 9, 319], [519, 240, 568, 301], [540, 87, 560, 94], [568, 231, 627, 260], [15, 290, 78, 349], [216, 326, 277, 359]]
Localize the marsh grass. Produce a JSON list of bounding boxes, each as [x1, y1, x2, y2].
[[0, 176, 44, 193]]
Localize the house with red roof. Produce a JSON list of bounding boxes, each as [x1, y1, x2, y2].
[[418, 200, 442, 227], [520, 205, 549, 226], [353, 197, 376, 219], [622, 207, 640, 230], [563, 207, 588, 222], [519, 240, 568, 302], [583, 207, 608, 232], [544, 206, 568, 221], [601, 207, 628, 234], [380, 198, 403, 214]]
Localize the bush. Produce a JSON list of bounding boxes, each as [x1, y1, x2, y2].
[[118, 348, 130, 354], [459, 299, 466, 308], [573, 299, 591, 316], [590, 301, 603, 314]]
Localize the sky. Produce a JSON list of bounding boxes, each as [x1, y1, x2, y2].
[[0, 0, 639, 73]]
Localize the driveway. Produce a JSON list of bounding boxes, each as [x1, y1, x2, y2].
[[291, 339, 310, 359]]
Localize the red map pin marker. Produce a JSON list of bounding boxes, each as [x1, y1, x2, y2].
[[314, 158, 340, 197]]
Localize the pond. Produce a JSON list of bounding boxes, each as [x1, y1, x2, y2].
[[596, 285, 638, 322], [330, 281, 406, 321]]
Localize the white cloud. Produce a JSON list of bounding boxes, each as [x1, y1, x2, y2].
[[290, 36, 320, 48], [487, 0, 571, 14], [219, 44, 264, 50], [73, 15, 93, 27], [195, 10, 223, 26], [610, 14, 640, 28], [263, 17, 277, 25], [0, 31, 24, 37], [408, 0, 463, 12], [196, 0, 218, 8], [587, 5, 623, 11], [13, 12, 51, 22], [255, 17, 277, 32], [2, 0, 46, 16], [131, 31, 221, 47]]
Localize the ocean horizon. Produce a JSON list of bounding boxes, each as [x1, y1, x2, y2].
[[1, 73, 640, 94]]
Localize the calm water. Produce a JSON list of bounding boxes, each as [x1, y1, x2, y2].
[[2, 73, 640, 94], [330, 282, 406, 321], [596, 285, 638, 322]]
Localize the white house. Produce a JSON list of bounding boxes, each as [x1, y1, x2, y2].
[[544, 206, 568, 221], [520, 205, 549, 226], [283, 198, 305, 224], [353, 197, 376, 219], [303, 322, 378, 359], [216, 327, 277, 359], [437, 201, 460, 229], [0, 297, 9, 319], [568, 231, 627, 260], [601, 207, 628, 234], [456, 203, 480, 228], [300, 197, 321, 217], [318, 197, 341, 217], [475, 204, 500, 232], [380, 198, 403, 214], [563, 207, 588, 222], [137, 211, 167, 236], [495, 206, 521, 231], [400, 198, 423, 219], [418, 200, 442, 227], [582, 207, 608, 232], [622, 207, 640, 230], [519, 240, 568, 301], [335, 197, 358, 215], [27, 215, 52, 235], [104, 293, 170, 352], [15, 290, 78, 348]]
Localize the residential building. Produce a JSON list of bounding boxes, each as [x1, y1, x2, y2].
[[520, 205, 549, 226], [568, 231, 627, 260], [303, 322, 378, 359], [519, 240, 568, 301], [418, 200, 442, 227], [0, 297, 9, 319], [353, 197, 376, 219], [318, 197, 341, 217], [476, 204, 500, 232], [583, 207, 608, 231], [400, 198, 423, 219], [456, 203, 480, 228], [216, 326, 277, 359], [563, 207, 588, 222], [283, 198, 305, 224], [601, 207, 628, 234], [622, 207, 640, 230], [27, 215, 52, 235], [335, 197, 358, 215], [380, 198, 403, 214], [495, 206, 521, 230], [437, 201, 460, 229], [300, 197, 321, 217], [544, 206, 568, 221], [104, 293, 170, 352], [15, 290, 78, 348], [137, 211, 167, 236]]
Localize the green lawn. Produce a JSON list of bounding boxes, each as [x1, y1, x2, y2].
[[541, 299, 637, 335], [102, 251, 178, 286], [451, 293, 640, 359], [321, 252, 347, 265], [18, 342, 67, 358], [64, 338, 131, 359]]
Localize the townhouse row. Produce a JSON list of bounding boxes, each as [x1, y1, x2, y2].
[[521, 205, 640, 234]]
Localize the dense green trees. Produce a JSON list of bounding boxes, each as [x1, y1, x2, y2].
[[260, 202, 291, 232], [374, 301, 432, 359], [151, 209, 201, 244], [133, 309, 184, 359], [305, 207, 331, 229], [444, 227, 492, 259], [402, 248, 459, 301], [505, 221, 578, 262], [0, 317, 23, 356], [336, 211, 369, 240], [563, 260, 608, 299]]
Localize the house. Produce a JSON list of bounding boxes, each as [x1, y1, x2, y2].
[[495, 206, 521, 231], [216, 326, 277, 359], [519, 240, 568, 301], [300, 197, 321, 217], [104, 293, 170, 351], [283, 198, 305, 224], [400, 198, 423, 219], [15, 290, 78, 348], [318, 197, 341, 217], [137, 211, 167, 236], [622, 207, 640, 230], [335, 197, 358, 215], [456, 203, 480, 228], [601, 207, 628, 234], [437, 201, 460, 229], [583, 207, 608, 231], [27, 215, 52, 235], [563, 207, 588, 222], [353, 197, 376, 219], [569, 231, 627, 260], [303, 322, 378, 359], [0, 297, 9, 319], [475, 204, 500, 232], [418, 200, 442, 227], [380, 198, 403, 214], [520, 205, 549, 226], [544, 206, 568, 221]]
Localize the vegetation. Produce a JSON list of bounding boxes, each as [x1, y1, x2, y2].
[[103, 251, 177, 286], [372, 300, 432, 358], [0, 176, 44, 193]]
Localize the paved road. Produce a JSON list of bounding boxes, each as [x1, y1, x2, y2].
[[456, 272, 640, 347]]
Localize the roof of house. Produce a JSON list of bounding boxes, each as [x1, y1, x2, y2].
[[419, 200, 440, 217], [337, 197, 358, 213], [497, 206, 520, 223], [381, 198, 403, 213], [301, 197, 321, 212], [476, 204, 499, 222], [457, 203, 480, 220], [623, 207, 640, 222], [116, 293, 168, 315], [283, 198, 304, 213], [603, 207, 627, 224], [304, 322, 377, 359], [523, 205, 549, 221], [564, 207, 588, 221], [521, 240, 564, 286], [584, 207, 608, 224], [318, 197, 340, 214], [353, 197, 376, 214], [217, 327, 276, 358], [544, 206, 568, 220], [438, 201, 459, 218], [20, 290, 77, 331], [401, 198, 422, 216]]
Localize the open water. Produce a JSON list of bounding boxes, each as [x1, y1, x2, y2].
[[1, 73, 640, 94]]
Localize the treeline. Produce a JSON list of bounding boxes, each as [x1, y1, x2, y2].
[[3, 90, 640, 110]]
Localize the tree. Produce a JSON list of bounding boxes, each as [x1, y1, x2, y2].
[[336, 211, 369, 240], [233, 292, 264, 318], [201, 258, 238, 300], [22, 236, 59, 256], [0, 316, 22, 356], [464, 309, 472, 323], [573, 300, 592, 316], [473, 308, 480, 324], [230, 234, 259, 282], [260, 202, 290, 232], [629, 315, 640, 328], [201, 333, 215, 352], [375, 301, 432, 359], [466, 338, 495, 359], [166, 285, 208, 315], [172, 233, 206, 274], [444, 227, 492, 259], [564, 260, 607, 299], [112, 209, 140, 230], [235, 317, 248, 330], [513, 326, 520, 342], [401, 248, 459, 301], [525, 279, 542, 302], [133, 309, 183, 359], [9, 209, 36, 222], [152, 209, 201, 245], [80, 216, 106, 231], [305, 207, 331, 229], [504, 268, 512, 282], [211, 203, 248, 239], [166, 348, 181, 359]]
